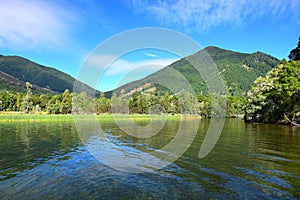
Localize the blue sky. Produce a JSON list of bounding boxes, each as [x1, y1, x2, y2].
[[0, 0, 299, 91]]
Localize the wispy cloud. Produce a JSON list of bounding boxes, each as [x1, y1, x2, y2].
[[85, 53, 179, 76], [144, 52, 159, 58], [106, 58, 179, 76], [128, 0, 300, 32], [0, 0, 77, 50], [87, 54, 179, 91]]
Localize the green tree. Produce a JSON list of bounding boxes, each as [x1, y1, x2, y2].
[[46, 94, 61, 114], [129, 91, 140, 113], [20, 82, 33, 113], [96, 92, 110, 113], [160, 92, 171, 113], [177, 90, 199, 115], [39, 94, 50, 111], [111, 92, 128, 114], [197, 94, 211, 118], [72, 92, 95, 113], [288, 36, 300, 61], [138, 94, 149, 114], [226, 96, 246, 117], [244, 60, 300, 123], [60, 89, 72, 114]]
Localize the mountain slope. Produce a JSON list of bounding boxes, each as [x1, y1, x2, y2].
[[110, 46, 279, 97], [0, 55, 95, 94], [0, 71, 55, 94]]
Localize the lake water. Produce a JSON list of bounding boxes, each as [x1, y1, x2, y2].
[[1, 118, 300, 199]]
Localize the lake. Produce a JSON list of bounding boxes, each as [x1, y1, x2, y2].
[[0, 117, 300, 199]]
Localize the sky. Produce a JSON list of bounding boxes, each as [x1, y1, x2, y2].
[[0, 0, 299, 91]]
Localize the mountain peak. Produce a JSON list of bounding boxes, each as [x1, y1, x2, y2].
[[110, 46, 280, 97], [0, 55, 97, 94]]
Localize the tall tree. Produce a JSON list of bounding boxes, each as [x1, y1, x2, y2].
[[288, 36, 300, 61], [96, 92, 110, 113], [46, 94, 61, 114], [21, 82, 33, 113], [244, 60, 300, 123], [60, 89, 72, 114]]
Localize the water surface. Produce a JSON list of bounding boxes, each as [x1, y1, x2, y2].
[[0, 118, 300, 199]]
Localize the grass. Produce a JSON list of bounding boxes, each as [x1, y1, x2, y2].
[[0, 114, 75, 122], [0, 113, 201, 122]]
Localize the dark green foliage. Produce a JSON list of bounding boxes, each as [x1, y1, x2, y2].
[[244, 60, 300, 123], [0, 55, 95, 94], [288, 37, 300, 60], [245, 38, 300, 123]]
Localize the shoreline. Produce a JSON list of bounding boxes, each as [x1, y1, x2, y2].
[[0, 113, 203, 122]]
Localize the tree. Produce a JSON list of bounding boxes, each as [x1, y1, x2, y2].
[[244, 60, 300, 123], [160, 92, 171, 113], [46, 94, 61, 114], [60, 89, 72, 114], [138, 94, 149, 114], [226, 96, 246, 117], [39, 94, 50, 111], [129, 91, 140, 113], [96, 92, 110, 113], [72, 91, 95, 113], [20, 82, 33, 113], [288, 36, 300, 61], [245, 37, 300, 123], [177, 90, 199, 115], [111, 92, 128, 114]]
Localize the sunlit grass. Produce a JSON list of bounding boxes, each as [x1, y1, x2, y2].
[[0, 113, 201, 122], [0, 114, 74, 122]]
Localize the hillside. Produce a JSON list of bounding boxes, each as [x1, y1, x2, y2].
[[109, 46, 279, 97], [0, 55, 95, 94], [0, 71, 54, 94]]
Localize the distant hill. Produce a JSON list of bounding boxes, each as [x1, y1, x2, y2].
[[108, 46, 279, 97], [0, 55, 95, 94], [0, 71, 54, 94]]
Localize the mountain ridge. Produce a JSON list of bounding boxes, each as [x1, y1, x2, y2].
[[107, 46, 279, 97], [0, 54, 96, 94], [0, 46, 280, 97]]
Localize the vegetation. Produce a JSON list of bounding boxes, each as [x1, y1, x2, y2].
[[110, 46, 279, 97], [1, 46, 283, 118], [244, 37, 300, 123], [0, 55, 95, 94], [0, 86, 245, 117]]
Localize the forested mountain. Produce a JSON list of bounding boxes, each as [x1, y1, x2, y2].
[[109, 46, 279, 97], [0, 46, 279, 97], [0, 55, 94, 94], [0, 71, 54, 94]]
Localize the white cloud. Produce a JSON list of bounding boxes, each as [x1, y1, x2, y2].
[[84, 52, 179, 76], [89, 55, 180, 91], [105, 58, 179, 76], [0, 0, 77, 50], [85, 54, 117, 69], [144, 52, 159, 58], [129, 0, 300, 32]]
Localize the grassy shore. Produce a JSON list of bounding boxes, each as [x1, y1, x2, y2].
[[0, 113, 202, 122]]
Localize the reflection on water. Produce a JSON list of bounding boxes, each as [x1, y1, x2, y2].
[[0, 119, 300, 199]]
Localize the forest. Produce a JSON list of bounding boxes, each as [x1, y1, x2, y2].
[[0, 82, 245, 118]]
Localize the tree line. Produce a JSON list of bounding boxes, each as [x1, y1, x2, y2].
[[0, 83, 245, 117]]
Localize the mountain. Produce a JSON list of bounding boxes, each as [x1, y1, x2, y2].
[[0, 71, 54, 94], [0, 55, 95, 94], [108, 46, 280, 97]]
